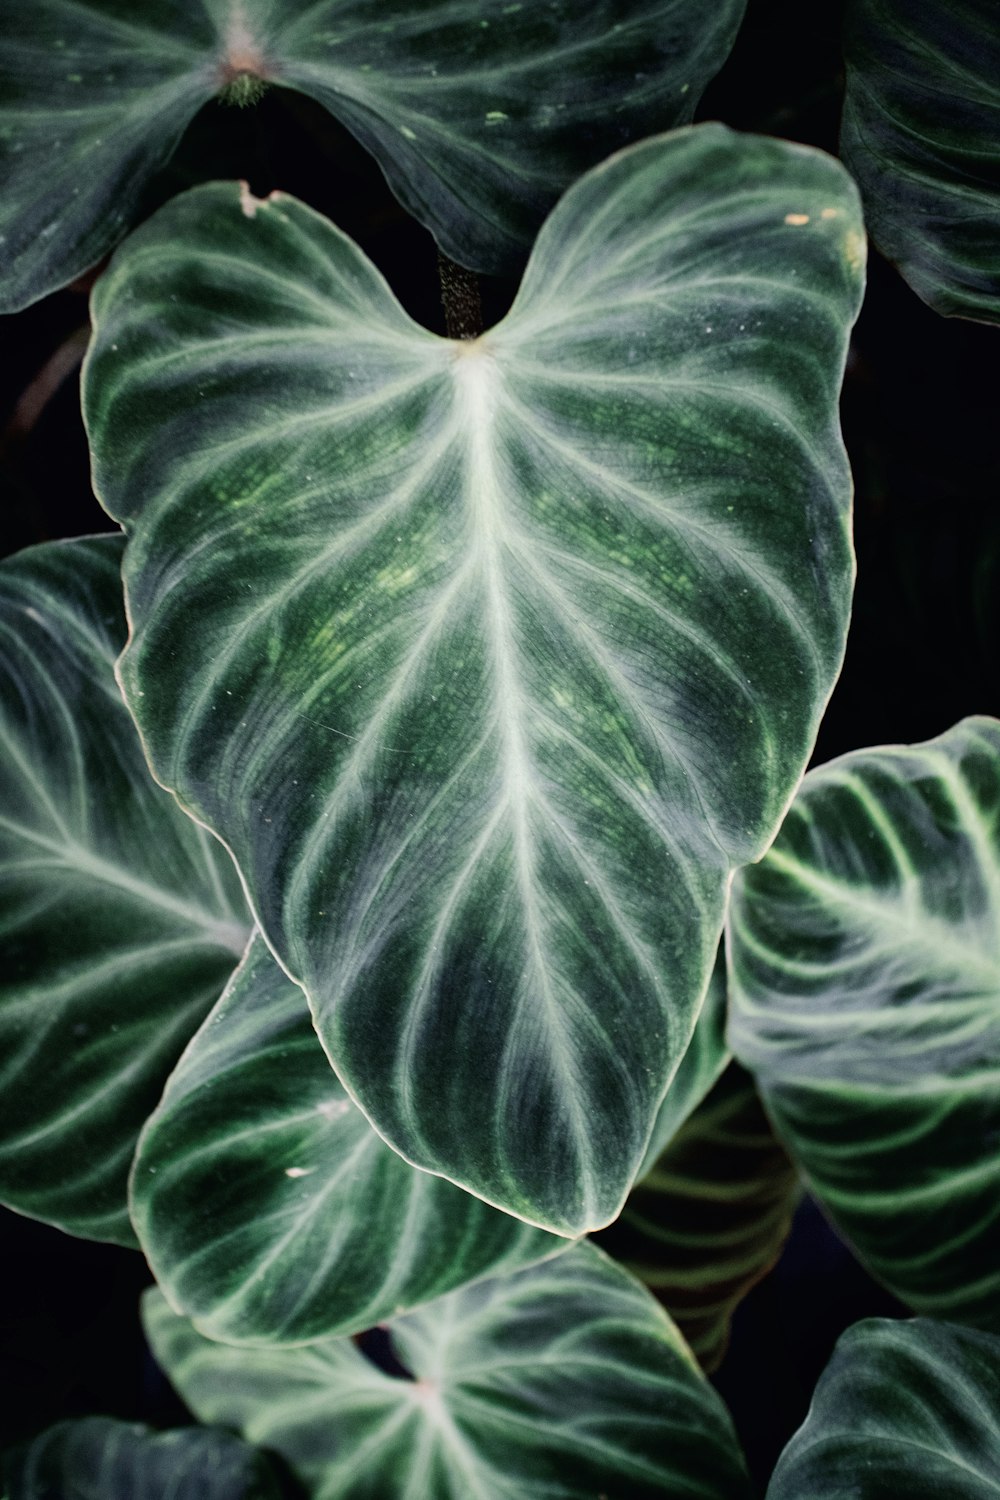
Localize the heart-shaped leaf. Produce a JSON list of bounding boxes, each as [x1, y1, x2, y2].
[[3, 1417, 283, 1500], [84, 124, 864, 1235], [0, 536, 249, 1245], [767, 1318, 1000, 1498], [131, 931, 562, 1346], [729, 716, 1000, 1330], [143, 1241, 753, 1500], [841, 0, 1000, 322], [0, 0, 748, 309], [596, 1062, 800, 1371]]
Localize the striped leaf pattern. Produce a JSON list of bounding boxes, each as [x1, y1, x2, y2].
[[768, 1318, 1000, 1498], [85, 125, 864, 1235], [596, 1063, 800, 1370], [841, 0, 1000, 322], [143, 1241, 753, 1500], [729, 717, 1000, 1330], [0, 0, 747, 308], [0, 536, 249, 1245], [131, 933, 562, 1346], [3, 1418, 282, 1500]]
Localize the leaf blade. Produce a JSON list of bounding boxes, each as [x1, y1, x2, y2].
[[143, 1241, 753, 1500], [4, 1417, 283, 1500], [0, 0, 747, 306], [0, 535, 250, 1244], [85, 125, 864, 1234], [841, 0, 1000, 322], [728, 716, 1000, 1329], [131, 932, 563, 1345], [767, 1319, 1000, 1499]]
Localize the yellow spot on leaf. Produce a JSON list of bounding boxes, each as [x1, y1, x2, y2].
[[821, 207, 840, 219], [239, 180, 263, 218], [784, 213, 810, 226], [844, 229, 866, 274]]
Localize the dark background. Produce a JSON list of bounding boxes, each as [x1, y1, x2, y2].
[[1, 0, 995, 1490]]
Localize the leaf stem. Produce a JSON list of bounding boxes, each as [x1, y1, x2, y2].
[[437, 251, 483, 341]]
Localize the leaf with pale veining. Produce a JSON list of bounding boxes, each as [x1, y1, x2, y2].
[[3, 1417, 283, 1500], [131, 932, 562, 1345], [85, 125, 864, 1234], [768, 1319, 1000, 1498], [144, 1241, 753, 1500], [729, 716, 1000, 1330], [841, 0, 1000, 322], [0, 0, 748, 308], [596, 1062, 800, 1370], [0, 536, 249, 1245]]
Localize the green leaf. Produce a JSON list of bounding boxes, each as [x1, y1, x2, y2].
[[728, 716, 1000, 1330], [0, 0, 749, 308], [767, 1318, 1000, 1498], [635, 945, 730, 1180], [131, 932, 562, 1345], [143, 1241, 753, 1500], [84, 124, 864, 1236], [0, 536, 249, 1245], [841, 0, 1000, 322], [4, 1417, 283, 1500], [595, 1063, 800, 1371]]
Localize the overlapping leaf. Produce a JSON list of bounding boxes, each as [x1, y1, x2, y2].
[[85, 125, 864, 1234], [3, 1417, 283, 1500], [0, 536, 249, 1244], [841, 0, 1000, 322], [596, 1063, 800, 1370], [143, 1241, 753, 1499], [729, 716, 1000, 1329], [0, 0, 748, 308], [634, 946, 730, 1179], [767, 1318, 1000, 1498], [131, 932, 562, 1345]]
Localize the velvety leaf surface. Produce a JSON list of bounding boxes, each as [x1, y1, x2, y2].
[[729, 716, 1000, 1330], [3, 1417, 282, 1500], [596, 1063, 800, 1371], [767, 1319, 1000, 1498], [841, 0, 1000, 322], [143, 1241, 753, 1499], [0, 536, 249, 1245], [85, 125, 864, 1235], [131, 932, 561, 1345], [0, 0, 748, 307]]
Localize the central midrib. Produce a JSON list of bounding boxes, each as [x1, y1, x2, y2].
[[451, 345, 595, 1225]]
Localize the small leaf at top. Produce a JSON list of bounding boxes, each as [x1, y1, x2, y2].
[[767, 1318, 1000, 1498], [0, 536, 249, 1245], [841, 0, 1000, 322], [729, 716, 1000, 1331], [131, 932, 563, 1346], [143, 1241, 753, 1500], [85, 124, 864, 1235], [0, 0, 749, 308]]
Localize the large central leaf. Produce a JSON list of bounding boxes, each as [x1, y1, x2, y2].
[[85, 125, 864, 1234]]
